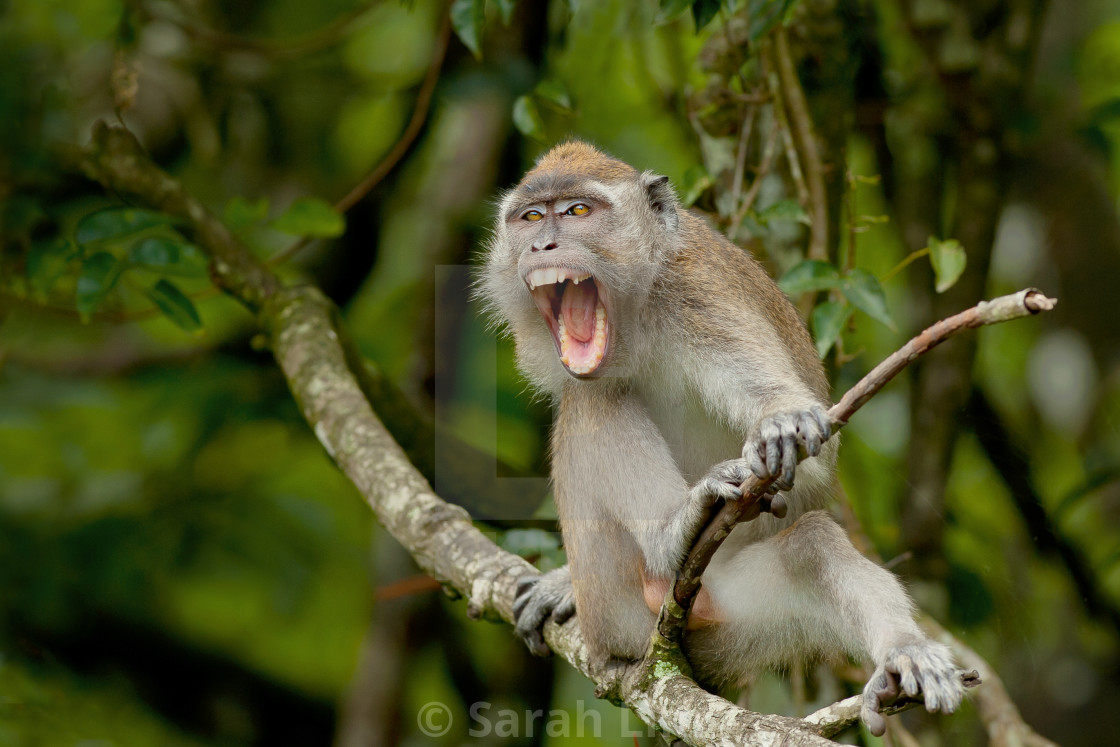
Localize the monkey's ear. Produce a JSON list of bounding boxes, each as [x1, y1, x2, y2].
[[642, 172, 680, 233]]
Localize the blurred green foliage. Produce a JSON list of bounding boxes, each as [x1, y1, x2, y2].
[[1, 0, 1120, 746]]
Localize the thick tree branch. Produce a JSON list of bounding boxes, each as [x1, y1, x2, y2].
[[922, 618, 1058, 747], [79, 121, 280, 310]]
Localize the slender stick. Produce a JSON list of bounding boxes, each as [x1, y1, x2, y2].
[[658, 288, 1057, 642], [773, 27, 828, 261], [266, 8, 452, 266]]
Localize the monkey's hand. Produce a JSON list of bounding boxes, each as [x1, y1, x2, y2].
[[513, 565, 576, 657], [741, 405, 832, 491], [859, 641, 966, 737]]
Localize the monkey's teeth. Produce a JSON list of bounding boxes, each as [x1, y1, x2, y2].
[[526, 268, 592, 288]]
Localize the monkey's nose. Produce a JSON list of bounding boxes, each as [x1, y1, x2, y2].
[[531, 242, 558, 252]]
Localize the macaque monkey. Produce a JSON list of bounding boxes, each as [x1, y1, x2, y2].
[[478, 141, 964, 734]]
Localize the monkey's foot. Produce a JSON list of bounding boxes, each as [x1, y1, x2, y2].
[[741, 405, 832, 491], [859, 642, 966, 736], [513, 565, 576, 657]]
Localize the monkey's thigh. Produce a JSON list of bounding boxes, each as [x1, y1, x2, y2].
[[684, 511, 859, 686]]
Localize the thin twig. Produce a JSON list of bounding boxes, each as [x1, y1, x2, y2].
[[156, 0, 382, 59], [879, 247, 930, 283], [803, 670, 982, 739], [728, 105, 757, 226], [657, 288, 1058, 643], [728, 109, 779, 239], [266, 9, 452, 267], [844, 170, 857, 273], [773, 27, 828, 261]]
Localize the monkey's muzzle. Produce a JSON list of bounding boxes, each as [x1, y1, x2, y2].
[[525, 267, 609, 376]]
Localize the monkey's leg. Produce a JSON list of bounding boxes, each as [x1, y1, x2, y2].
[[697, 510, 965, 735]]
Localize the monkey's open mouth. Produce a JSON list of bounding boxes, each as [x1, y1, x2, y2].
[[525, 268, 609, 376]]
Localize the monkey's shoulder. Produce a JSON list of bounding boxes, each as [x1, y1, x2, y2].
[[653, 212, 789, 327], [651, 211, 828, 399]]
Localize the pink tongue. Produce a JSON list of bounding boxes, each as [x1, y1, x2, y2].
[[561, 281, 597, 342]]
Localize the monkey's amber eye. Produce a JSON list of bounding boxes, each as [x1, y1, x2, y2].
[[524, 210, 543, 221], [566, 203, 590, 216]]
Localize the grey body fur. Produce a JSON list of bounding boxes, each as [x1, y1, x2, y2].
[[480, 142, 964, 735]]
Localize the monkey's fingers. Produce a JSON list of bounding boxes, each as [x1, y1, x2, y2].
[[860, 668, 901, 737], [795, 409, 826, 457], [860, 706, 887, 738], [742, 442, 769, 481], [917, 666, 966, 713], [880, 642, 965, 715], [761, 493, 787, 518], [778, 427, 798, 489], [692, 459, 751, 507], [516, 577, 539, 598], [759, 415, 792, 477], [513, 581, 537, 620], [552, 596, 577, 626], [513, 599, 553, 658], [811, 404, 833, 443], [512, 566, 576, 658], [894, 653, 920, 698]]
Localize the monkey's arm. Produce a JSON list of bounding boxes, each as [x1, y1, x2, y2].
[[686, 345, 835, 498]]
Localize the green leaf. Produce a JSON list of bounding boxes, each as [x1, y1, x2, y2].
[[146, 279, 202, 332], [76, 252, 124, 321], [927, 236, 967, 293], [534, 78, 572, 111], [692, 0, 721, 31], [75, 207, 174, 245], [679, 165, 712, 208], [512, 95, 547, 142], [128, 237, 178, 267], [224, 195, 270, 231], [269, 197, 345, 238], [128, 237, 210, 277], [27, 238, 78, 298], [450, 0, 485, 59], [756, 199, 810, 226], [842, 268, 894, 329], [810, 299, 853, 358], [491, 0, 516, 26], [778, 260, 842, 295]]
